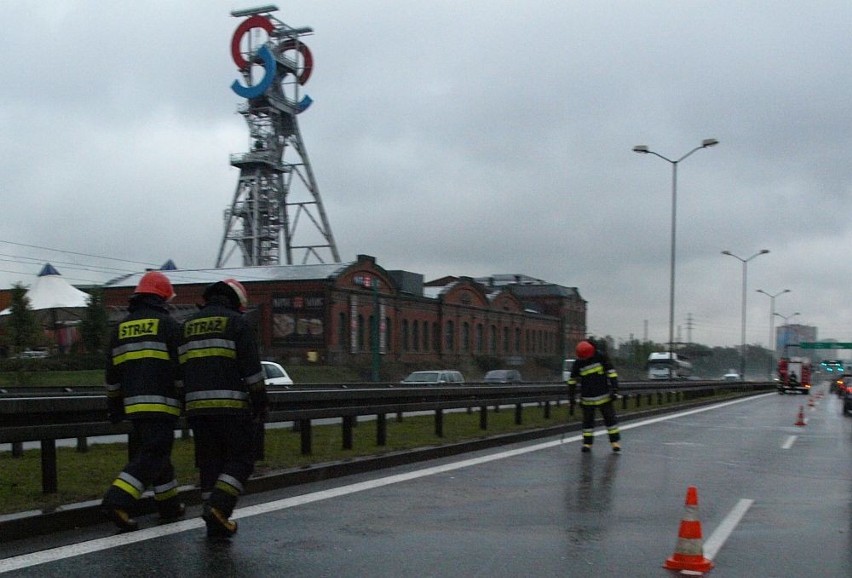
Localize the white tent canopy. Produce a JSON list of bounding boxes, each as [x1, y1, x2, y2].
[[0, 263, 90, 321]]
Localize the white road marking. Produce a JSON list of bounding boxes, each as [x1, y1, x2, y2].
[[782, 435, 797, 449], [0, 393, 768, 574], [703, 498, 754, 560]]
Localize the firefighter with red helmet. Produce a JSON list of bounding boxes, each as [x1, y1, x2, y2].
[[102, 271, 184, 532], [178, 278, 267, 540], [567, 339, 621, 453]]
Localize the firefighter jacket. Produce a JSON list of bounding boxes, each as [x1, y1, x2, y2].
[[567, 353, 619, 406], [178, 298, 267, 417], [105, 294, 182, 420]]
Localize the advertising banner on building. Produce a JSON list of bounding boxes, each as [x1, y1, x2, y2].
[[272, 294, 325, 346]]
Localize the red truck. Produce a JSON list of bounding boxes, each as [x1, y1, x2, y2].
[[777, 357, 811, 395]]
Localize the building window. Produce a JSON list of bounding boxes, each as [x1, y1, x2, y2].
[[490, 325, 497, 354], [462, 322, 470, 352], [503, 326, 510, 353], [338, 312, 346, 351], [385, 317, 392, 352], [422, 321, 429, 352], [402, 319, 409, 351], [412, 320, 420, 352], [515, 327, 521, 353], [357, 315, 365, 351], [445, 320, 455, 351], [476, 323, 483, 353]]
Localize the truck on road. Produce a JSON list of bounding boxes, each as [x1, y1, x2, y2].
[[777, 357, 811, 394]]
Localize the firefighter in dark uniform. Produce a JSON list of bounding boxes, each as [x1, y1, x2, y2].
[[178, 278, 267, 540], [102, 271, 184, 532], [567, 339, 621, 453]]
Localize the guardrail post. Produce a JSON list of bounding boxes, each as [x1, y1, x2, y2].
[[128, 430, 140, 462], [299, 418, 312, 455], [76, 437, 88, 453], [543, 400, 551, 419], [479, 406, 488, 430], [435, 409, 444, 438], [12, 441, 23, 457], [342, 415, 354, 450], [376, 414, 387, 446], [514, 404, 523, 425], [621, 395, 628, 410], [40, 439, 58, 494]]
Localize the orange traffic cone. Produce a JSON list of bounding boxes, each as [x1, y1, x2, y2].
[[663, 486, 714, 573], [807, 397, 815, 407], [795, 405, 806, 426]]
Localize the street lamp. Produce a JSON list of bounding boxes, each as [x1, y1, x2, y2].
[[774, 311, 800, 357], [722, 249, 770, 379], [633, 138, 718, 373], [756, 288, 790, 377]]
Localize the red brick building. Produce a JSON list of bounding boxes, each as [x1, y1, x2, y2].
[[69, 255, 587, 375]]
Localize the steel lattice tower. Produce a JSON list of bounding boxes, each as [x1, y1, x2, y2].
[[216, 6, 340, 267]]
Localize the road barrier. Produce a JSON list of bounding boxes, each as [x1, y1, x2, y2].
[[1, 380, 774, 496]]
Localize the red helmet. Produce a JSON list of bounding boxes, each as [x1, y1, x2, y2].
[[204, 278, 248, 311], [575, 340, 596, 360], [134, 271, 175, 302]]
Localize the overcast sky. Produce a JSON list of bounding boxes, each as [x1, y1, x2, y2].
[[2, 1, 851, 348]]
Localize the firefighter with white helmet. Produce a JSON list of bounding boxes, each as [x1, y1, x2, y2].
[[567, 338, 621, 453], [178, 278, 266, 540], [102, 271, 184, 532]]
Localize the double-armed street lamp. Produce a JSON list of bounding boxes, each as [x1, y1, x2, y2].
[[632, 138, 719, 371], [722, 249, 770, 379], [756, 288, 790, 377]]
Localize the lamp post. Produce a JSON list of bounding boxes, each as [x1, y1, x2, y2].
[[633, 138, 718, 374], [774, 311, 800, 358], [756, 288, 790, 377], [722, 249, 770, 379]]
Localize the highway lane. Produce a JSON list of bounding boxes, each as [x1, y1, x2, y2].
[[1, 386, 849, 577]]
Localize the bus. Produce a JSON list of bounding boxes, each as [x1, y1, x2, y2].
[[646, 352, 693, 380]]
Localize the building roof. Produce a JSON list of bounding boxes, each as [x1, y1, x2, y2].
[[104, 262, 356, 290]]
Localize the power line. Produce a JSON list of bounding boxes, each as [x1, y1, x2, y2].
[[0, 239, 160, 267]]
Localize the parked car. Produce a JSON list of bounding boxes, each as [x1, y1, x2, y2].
[[401, 370, 464, 385], [483, 369, 523, 383], [14, 349, 50, 359], [722, 371, 741, 381], [262, 360, 294, 387]]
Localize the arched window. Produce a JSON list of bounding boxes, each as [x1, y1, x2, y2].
[[462, 322, 470, 352]]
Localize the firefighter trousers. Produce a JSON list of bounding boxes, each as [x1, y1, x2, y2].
[[189, 414, 257, 518], [580, 400, 620, 445], [103, 418, 182, 516]]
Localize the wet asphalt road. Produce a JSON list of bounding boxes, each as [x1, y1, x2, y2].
[[1, 385, 850, 577]]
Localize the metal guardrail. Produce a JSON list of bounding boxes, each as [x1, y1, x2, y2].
[[0, 380, 775, 495]]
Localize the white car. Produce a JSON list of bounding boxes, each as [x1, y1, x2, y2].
[[261, 360, 294, 387]]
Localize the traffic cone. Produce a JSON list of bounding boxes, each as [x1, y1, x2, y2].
[[807, 397, 815, 408], [795, 405, 806, 426], [663, 486, 714, 573]]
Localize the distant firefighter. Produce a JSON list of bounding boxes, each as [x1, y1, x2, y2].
[[567, 339, 621, 453]]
